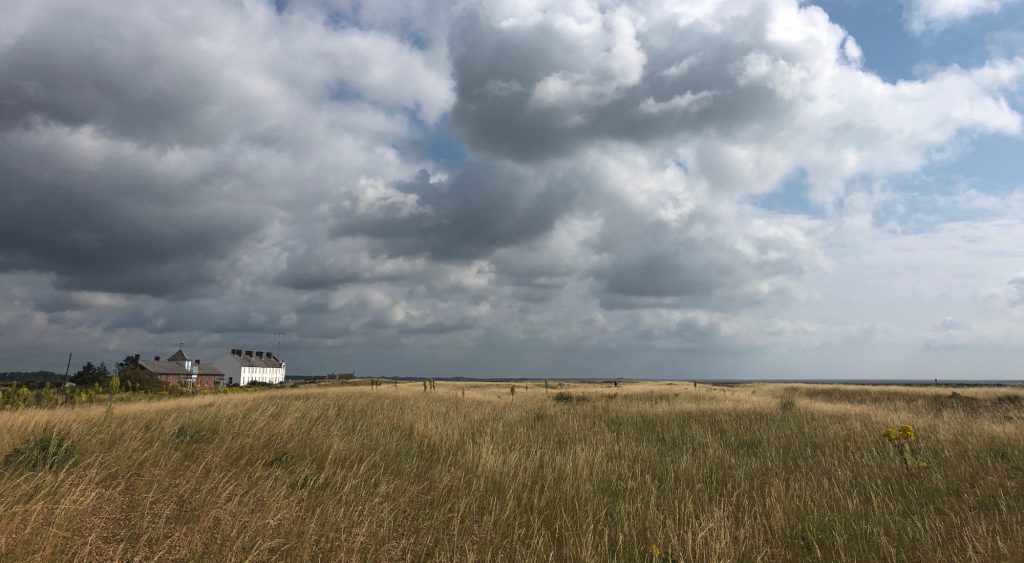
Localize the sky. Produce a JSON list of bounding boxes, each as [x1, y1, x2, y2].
[[1, 0, 1024, 379]]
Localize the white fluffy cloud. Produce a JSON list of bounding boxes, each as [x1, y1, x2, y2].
[[904, 0, 1022, 33]]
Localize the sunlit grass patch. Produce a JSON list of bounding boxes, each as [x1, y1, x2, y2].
[[0, 381, 1021, 561]]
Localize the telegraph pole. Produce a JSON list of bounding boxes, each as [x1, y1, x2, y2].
[[63, 353, 72, 386]]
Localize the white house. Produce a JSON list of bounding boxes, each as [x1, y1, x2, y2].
[[213, 348, 286, 386]]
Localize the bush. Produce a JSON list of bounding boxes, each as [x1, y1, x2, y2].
[[173, 425, 195, 442], [553, 392, 587, 404], [995, 394, 1023, 407], [778, 397, 797, 413], [116, 368, 168, 393], [4, 434, 74, 471], [171, 425, 209, 443], [264, 450, 296, 468]]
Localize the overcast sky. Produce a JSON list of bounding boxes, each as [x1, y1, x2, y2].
[[2, 0, 1024, 379]]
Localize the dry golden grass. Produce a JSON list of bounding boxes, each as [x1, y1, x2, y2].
[[1, 381, 1022, 562]]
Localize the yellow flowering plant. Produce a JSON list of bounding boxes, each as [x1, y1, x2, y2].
[[649, 543, 678, 562], [882, 424, 921, 469]]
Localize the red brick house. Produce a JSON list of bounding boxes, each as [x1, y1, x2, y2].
[[134, 348, 225, 390]]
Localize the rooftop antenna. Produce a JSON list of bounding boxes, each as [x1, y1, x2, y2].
[[274, 332, 286, 358]]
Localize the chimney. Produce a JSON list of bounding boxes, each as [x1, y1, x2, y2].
[[232, 348, 241, 356], [134, 354, 140, 362], [256, 351, 264, 358], [245, 350, 254, 357], [154, 356, 160, 362], [196, 359, 201, 365]]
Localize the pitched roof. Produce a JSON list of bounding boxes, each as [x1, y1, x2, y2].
[[138, 359, 224, 377], [167, 348, 191, 362], [137, 359, 189, 375], [196, 363, 224, 376]]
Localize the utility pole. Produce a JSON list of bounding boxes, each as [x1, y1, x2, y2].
[[63, 353, 72, 386]]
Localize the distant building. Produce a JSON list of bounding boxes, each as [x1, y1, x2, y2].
[[134, 348, 224, 390], [214, 349, 286, 386]]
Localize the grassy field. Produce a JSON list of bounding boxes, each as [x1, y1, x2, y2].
[[1, 380, 1022, 562]]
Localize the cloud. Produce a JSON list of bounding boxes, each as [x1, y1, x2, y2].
[[1009, 273, 1024, 305], [0, 126, 261, 296], [449, 0, 1023, 203], [328, 164, 580, 261], [0, 0, 451, 296], [1, 0, 1023, 377], [904, 0, 1021, 34], [0, 1, 453, 139]]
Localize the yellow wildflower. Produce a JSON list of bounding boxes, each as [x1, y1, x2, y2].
[[882, 428, 897, 440], [898, 424, 915, 440]]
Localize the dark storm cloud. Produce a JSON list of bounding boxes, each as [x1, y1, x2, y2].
[[590, 202, 812, 308], [0, 3, 239, 148], [106, 299, 285, 335], [0, 131, 261, 296], [331, 163, 579, 261], [0, 2, 277, 296]]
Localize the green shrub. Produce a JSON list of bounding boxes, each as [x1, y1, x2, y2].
[[171, 425, 190, 442], [264, 450, 296, 468], [995, 394, 1023, 407], [778, 397, 797, 413], [553, 392, 587, 404], [3, 434, 74, 471], [117, 368, 168, 393]]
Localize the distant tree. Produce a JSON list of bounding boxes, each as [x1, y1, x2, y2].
[[0, 371, 63, 384], [70, 362, 110, 386], [116, 355, 139, 372]]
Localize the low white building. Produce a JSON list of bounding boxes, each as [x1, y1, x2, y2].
[[214, 348, 286, 386]]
